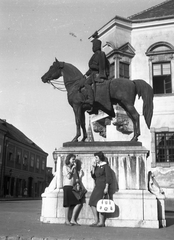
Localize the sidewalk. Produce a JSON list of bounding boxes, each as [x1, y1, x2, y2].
[[0, 200, 173, 240]]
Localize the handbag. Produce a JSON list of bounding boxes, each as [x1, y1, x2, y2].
[[72, 181, 87, 200], [96, 195, 115, 213]]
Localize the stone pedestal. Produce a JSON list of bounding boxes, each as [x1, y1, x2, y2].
[[40, 142, 166, 228]]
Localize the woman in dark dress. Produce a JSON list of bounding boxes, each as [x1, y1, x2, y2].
[[89, 151, 112, 227]]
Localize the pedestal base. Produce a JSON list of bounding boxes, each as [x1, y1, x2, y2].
[[40, 142, 166, 228], [40, 190, 166, 228]]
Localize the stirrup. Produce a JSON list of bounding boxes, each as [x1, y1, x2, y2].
[[87, 106, 93, 113]]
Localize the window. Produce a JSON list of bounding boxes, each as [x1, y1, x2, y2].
[[7, 144, 15, 162], [119, 62, 129, 79], [23, 155, 28, 166], [36, 158, 40, 169], [146, 41, 174, 94], [23, 151, 29, 171], [8, 152, 13, 161], [152, 62, 172, 94], [109, 62, 115, 80], [16, 150, 21, 164], [41, 159, 45, 170], [155, 132, 174, 163], [30, 155, 34, 167]]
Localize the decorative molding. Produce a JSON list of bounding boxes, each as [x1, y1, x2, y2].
[[113, 113, 133, 134], [146, 41, 174, 56], [92, 121, 106, 138], [149, 54, 174, 62], [118, 42, 136, 57], [106, 42, 135, 60]]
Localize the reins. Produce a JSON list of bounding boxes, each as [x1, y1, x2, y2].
[[49, 79, 66, 92]]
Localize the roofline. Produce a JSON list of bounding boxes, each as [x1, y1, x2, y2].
[[128, 0, 172, 20], [0, 119, 48, 156], [7, 134, 48, 155], [130, 14, 174, 23]]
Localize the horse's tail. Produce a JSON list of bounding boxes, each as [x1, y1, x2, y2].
[[133, 79, 154, 129]]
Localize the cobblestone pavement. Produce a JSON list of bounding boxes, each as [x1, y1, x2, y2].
[[0, 200, 174, 240]]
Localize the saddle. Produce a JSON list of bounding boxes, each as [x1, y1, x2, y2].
[[77, 76, 112, 113]]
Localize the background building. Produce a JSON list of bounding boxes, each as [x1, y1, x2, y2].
[[45, 167, 54, 188], [0, 119, 48, 198], [90, 0, 174, 198]]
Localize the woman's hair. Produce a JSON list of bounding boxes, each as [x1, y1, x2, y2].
[[94, 151, 105, 161], [65, 153, 76, 165]]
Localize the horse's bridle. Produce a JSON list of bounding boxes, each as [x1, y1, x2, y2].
[[48, 62, 66, 92]]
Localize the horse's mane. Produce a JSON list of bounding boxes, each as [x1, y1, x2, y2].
[[63, 63, 84, 90], [64, 63, 83, 79]]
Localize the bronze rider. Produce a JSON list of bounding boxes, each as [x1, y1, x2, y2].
[[84, 38, 110, 112]]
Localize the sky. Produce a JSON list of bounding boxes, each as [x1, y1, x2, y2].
[[0, 0, 165, 168]]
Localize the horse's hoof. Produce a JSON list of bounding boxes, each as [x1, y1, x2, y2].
[[72, 138, 78, 142], [81, 137, 87, 142], [130, 137, 138, 142]]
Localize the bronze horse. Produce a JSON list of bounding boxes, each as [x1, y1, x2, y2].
[[41, 58, 153, 142]]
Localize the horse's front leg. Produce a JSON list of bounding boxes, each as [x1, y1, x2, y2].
[[71, 105, 81, 142], [80, 110, 87, 142]]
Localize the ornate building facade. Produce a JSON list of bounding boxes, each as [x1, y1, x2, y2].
[[90, 0, 174, 198]]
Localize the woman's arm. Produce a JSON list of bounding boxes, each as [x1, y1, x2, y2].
[[90, 158, 97, 179], [104, 183, 109, 194], [104, 165, 112, 194], [65, 165, 76, 179], [90, 165, 96, 179]]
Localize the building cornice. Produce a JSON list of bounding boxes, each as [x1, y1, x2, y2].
[[89, 15, 174, 40], [131, 17, 174, 30], [89, 15, 132, 40]]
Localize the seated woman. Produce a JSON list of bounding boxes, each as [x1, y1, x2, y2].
[[89, 151, 112, 227]]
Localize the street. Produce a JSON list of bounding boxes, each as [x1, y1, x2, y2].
[[0, 200, 174, 240]]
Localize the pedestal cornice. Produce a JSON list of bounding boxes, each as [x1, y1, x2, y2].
[[58, 141, 147, 155]]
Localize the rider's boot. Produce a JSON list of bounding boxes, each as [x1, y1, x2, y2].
[[85, 85, 94, 113]]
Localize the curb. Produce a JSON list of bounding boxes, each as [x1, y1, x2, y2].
[[0, 237, 93, 240], [0, 198, 41, 201]]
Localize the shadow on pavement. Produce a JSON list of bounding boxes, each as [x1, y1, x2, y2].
[[166, 211, 174, 227]]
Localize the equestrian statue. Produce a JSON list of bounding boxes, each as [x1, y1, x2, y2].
[[41, 39, 153, 142]]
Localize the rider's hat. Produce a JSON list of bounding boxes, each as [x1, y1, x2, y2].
[[92, 39, 101, 52]]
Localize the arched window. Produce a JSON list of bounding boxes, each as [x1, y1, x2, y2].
[[146, 42, 174, 94]]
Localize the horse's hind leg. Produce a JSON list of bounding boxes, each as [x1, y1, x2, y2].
[[80, 110, 87, 142], [129, 113, 140, 141], [121, 103, 140, 141]]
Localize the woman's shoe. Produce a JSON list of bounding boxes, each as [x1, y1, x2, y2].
[[71, 222, 81, 226], [64, 222, 74, 226], [89, 222, 98, 227], [96, 223, 105, 227]]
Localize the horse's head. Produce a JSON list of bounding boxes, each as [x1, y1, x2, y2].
[[41, 58, 64, 83]]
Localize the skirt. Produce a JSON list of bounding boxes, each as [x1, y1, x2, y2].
[[63, 185, 81, 207], [89, 183, 105, 207]]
